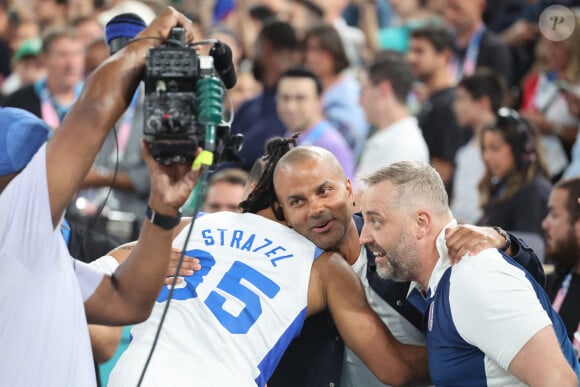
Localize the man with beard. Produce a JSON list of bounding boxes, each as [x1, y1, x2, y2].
[[358, 160, 579, 386], [269, 146, 545, 387], [542, 177, 580, 357]]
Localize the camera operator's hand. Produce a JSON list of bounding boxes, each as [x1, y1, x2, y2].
[[142, 140, 201, 217], [135, 6, 195, 48]]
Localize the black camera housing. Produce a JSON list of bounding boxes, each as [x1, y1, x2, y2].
[[143, 28, 238, 165]]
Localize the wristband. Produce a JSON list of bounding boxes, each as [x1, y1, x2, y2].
[[492, 226, 511, 252], [145, 205, 182, 230]]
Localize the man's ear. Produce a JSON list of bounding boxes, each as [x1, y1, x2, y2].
[[345, 177, 354, 201], [415, 209, 432, 240]]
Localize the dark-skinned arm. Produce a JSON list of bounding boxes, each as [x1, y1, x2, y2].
[[445, 225, 545, 286], [308, 252, 430, 387], [84, 142, 200, 325]]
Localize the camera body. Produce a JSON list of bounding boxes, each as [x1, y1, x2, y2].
[[143, 28, 236, 165]]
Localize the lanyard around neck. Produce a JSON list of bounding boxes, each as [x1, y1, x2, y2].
[[451, 24, 486, 82]]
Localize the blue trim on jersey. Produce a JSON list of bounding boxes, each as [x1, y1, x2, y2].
[[313, 246, 324, 260], [426, 268, 487, 386], [426, 253, 580, 386], [501, 253, 580, 372], [255, 307, 308, 387]]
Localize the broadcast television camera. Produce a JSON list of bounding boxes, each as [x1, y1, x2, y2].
[[143, 27, 242, 165]]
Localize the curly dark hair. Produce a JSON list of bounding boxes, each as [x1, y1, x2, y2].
[[239, 134, 299, 217]]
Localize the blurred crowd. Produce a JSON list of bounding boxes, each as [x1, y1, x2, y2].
[[2, 0, 580, 261]]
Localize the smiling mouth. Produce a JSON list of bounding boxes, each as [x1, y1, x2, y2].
[[312, 220, 333, 234]]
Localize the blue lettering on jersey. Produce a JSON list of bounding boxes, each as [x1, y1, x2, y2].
[[217, 228, 227, 245], [206, 261, 281, 334], [252, 238, 273, 252], [241, 234, 256, 251], [157, 248, 283, 333], [199, 228, 295, 266], [201, 229, 214, 245], [230, 229, 244, 248], [157, 249, 216, 302]]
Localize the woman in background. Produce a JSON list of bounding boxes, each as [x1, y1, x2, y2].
[[477, 108, 551, 258]]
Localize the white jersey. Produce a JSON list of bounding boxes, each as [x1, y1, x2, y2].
[[0, 145, 103, 386], [109, 212, 322, 387]]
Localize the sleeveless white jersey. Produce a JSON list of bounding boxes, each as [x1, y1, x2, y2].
[[109, 212, 322, 387]]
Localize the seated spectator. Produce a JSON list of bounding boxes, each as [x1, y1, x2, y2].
[[542, 177, 580, 357], [560, 80, 580, 179], [3, 26, 85, 129], [451, 69, 507, 224], [477, 108, 551, 258], [521, 30, 580, 180], [303, 23, 369, 158], [276, 66, 355, 179], [203, 168, 249, 213], [283, 0, 324, 40], [231, 20, 302, 172], [358, 0, 440, 53], [1, 38, 45, 96], [443, 0, 512, 85]]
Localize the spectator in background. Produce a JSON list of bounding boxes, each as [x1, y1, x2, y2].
[[6, 14, 40, 55], [68, 0, 96, 20], [33, 0, 68, 30], [227, 59, 262, 115], [231, 20, 302, 171], [443, 0, 512, 85], [542, 177, 580, 357], [312, 0, 366, 68], [521, 25, 580, 180], [356, 50, 429, 196], [202, 168, 248, 213], [283, 0, 324, 40], [451, 69, 507, 224], [276, 66, 355, 179], [72, 15, 104, 48], [477, 108, 551, 258], [84, 39, 109, 75], [0, 0, 13, 87], [303, 24, 369, 158], [408, 25, 470, 194], [561, 80, 580, 179], [357, 0, 440, 54], [3, 26, 85, 129], [1, 38, 45, 96], [233, 1, 276, 63]]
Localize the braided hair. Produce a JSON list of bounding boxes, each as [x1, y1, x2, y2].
[[239, 134, 299, 217]]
